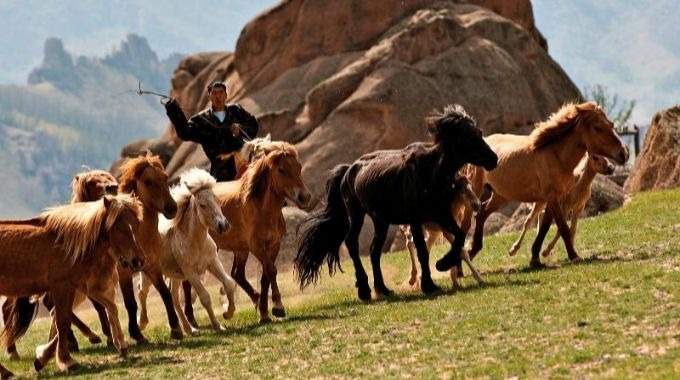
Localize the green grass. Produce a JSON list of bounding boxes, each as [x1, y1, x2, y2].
[[4, 189, 680, 379]]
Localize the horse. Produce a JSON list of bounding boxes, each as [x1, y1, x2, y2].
[[401, 175, 483, 288], [210, 142, 312, 323], [137, 168, 236, 334], [0, 194, 144, 375], [295, 104, 498, 301], [115, 155, 183, 343], [507, 154, 615, 258], [2, 170, 120, 361], [463, 102, 628, 268]]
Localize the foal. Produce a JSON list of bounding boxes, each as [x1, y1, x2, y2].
[[138, 168, 236, 334], [507, 154, 615, 258], [295, 105, 498, 300]]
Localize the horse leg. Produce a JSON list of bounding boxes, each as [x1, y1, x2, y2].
[[231, 251, 260, 305], [207, 256, 236, 320], [2, 298, 20, 360], [469, 192, 508, 260], [147, 267, 184, 340], [181, 281, 198, 330], [43, 294, 79, 353], [369, 218, 392, 298], [87, 286, 128, 357], [509, 202, 545, 256], [168, 280, 195, 335], [137, 274, 152, 331], [0, 362, 12, 379], [89, 297, 113, 346], [186, 274, 223, 332], [410, 223, 440, 294], [265, 245, 286, 318], [117, 267, 148, 344], [345, 204, 370, 301], [257, 259, 275, 324], [530, 208, 554, 268], [51, 288, 78, 372], [402, 226, 419, 287], [70, 311, 101, 345], [548, 201, 580, 262]]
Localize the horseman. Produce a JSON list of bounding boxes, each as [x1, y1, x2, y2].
[[164, 80, 259, 181], [164, 80, 259, 326]]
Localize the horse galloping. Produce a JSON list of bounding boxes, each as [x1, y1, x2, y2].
[[295, 104, 498, 301], [0, 194, 144, 375], [138, 168, 236, 334]]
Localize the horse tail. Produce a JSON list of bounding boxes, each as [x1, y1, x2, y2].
[[295, 164, 351, 289], [1, 296, 39, 349]]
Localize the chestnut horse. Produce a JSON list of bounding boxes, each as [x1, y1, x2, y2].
[[2, 170, 120, 360], [295, 105, 498, 300], [463, 102, 628, 268], [211, 143, 312, 323], [0, 194, 144, 376], [115, 155, 183, 342]]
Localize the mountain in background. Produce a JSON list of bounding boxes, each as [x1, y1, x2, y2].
[[0, 34, 182, 217]]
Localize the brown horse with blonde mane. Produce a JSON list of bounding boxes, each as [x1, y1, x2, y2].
[[463, 101, 628, 269], [115, 155, 183, 342], [211, 142, 311, 323], [0, 193, 144, 376], [2, 170, 120, 361]]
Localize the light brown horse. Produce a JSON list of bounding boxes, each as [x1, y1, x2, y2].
[[115, 155, 182, 342], [463, 102, 628, 268], [0, 194, 144, 376], [2, 170, 120, 361], [211, 142, 311, 323]]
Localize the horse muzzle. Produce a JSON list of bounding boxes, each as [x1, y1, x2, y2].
[[614, 146, 630, 165], [291, 189, 313, 210], [121, 256, 145, 272], [216, 218, 230, 234], [163, 202, 178, 219]]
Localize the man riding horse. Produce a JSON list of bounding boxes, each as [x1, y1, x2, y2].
[[164, 80, 259, 327]]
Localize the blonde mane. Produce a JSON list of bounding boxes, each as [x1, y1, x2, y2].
[[119, 155, 165, 194], [530, 102, 600, 150], [40, 194, 141, 264], [167, 168, 216, 228], [239, 142, 298, 203]]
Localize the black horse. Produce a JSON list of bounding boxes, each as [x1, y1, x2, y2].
[[295, 104, 498, 300]]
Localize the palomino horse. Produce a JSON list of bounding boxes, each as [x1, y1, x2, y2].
[[464, 102, 628, 268], [2, 170, 120, 360], [401, 175, 483, 288], [0, 194, 144, 376], [507, 154, 615, 258], [116, 155, 183, 342], [210, 143, 312, 323], [138, 168, 236, 334], [295, 105, 498, 300]]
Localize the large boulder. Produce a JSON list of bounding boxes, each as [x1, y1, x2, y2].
[[625, 105, 680, 192]]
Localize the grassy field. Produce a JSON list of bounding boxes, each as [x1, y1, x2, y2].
[[3, 189, 680, 379]]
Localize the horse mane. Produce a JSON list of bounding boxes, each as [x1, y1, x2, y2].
[[425, 104, 475, 144], [70, 169, 117, 203], [39, 194, 141, 264], [530, 101, 600, 150], [119, 155, 165, 193], [241, 134, 291, 163], [167, 168, 216, 228], [239, 142, 298, 202]]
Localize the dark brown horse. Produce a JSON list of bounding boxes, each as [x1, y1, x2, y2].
[[295, 105, 498, 300]]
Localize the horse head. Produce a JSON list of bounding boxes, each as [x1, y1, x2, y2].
[[179, 168, 229, 234], [426, 104, 497, 171], [119, 154, 178, 218], [588, 154, 616, 175], [258, 144, 312, 209], [103, 194, 145, 271], [574, 102, 629, 165], [71, 169, 118, 203]]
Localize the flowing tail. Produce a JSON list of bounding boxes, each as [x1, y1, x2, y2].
[[1, 296, 39, 349], [295, 164, 351, 289]]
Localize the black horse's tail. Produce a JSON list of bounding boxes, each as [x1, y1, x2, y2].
[[295, 164, 351, 289], [1, 296, 39, 349]]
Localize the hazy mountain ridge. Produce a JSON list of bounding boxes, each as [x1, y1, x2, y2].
[[0, 34, 182, 217]]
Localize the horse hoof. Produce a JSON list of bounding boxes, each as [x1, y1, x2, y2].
[[170, 329, 184, 340], [120, 347, 129, 358], [375, 288, 394, 300], [570, 255, 583, 263], [357, 285, 372, 302], [530, 259, 546, 269], [131, 331, 148, 344], [33, 359, 45, 372], [88, 335, 103, 345], [259, 316, 272, 324], [435, 257, 455, 272], [107, 339, 115, 348], [68, 342, 80, 353], [272, 307, 286, 318], [187, 317, 199, 329], [421, 281, 441, 295]]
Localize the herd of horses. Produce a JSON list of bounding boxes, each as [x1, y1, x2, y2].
[[0, 101, 627, 378]]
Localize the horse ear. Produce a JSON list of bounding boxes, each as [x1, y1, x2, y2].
[[265, 134, 272, 141]]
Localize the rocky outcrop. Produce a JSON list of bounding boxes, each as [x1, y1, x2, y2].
[[133, 0, 581, 192], [625, 105, 680, 192]]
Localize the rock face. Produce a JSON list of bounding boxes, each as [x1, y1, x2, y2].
[[123, 0, 581, 191], [625, 105, 680, 192]]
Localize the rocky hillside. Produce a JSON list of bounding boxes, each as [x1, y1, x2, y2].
[[121, 0, 581, 199], [0, 34, 181, 217]]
